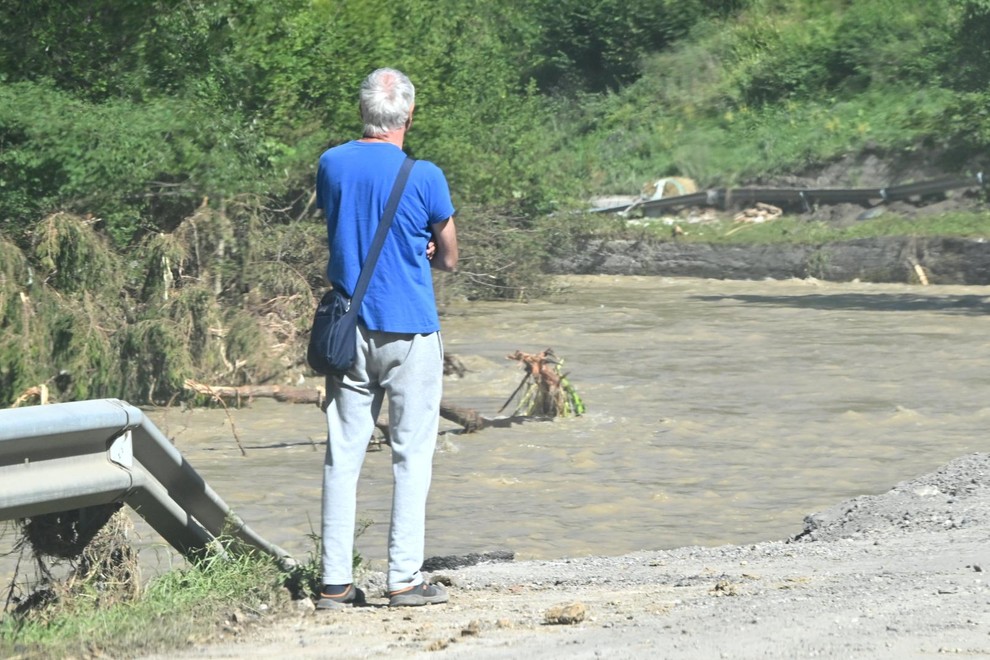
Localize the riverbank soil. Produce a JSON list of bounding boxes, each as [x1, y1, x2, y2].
[[547, 235, 990, 284], [572, 152, 990, 284], [146, 453, 990, 659]]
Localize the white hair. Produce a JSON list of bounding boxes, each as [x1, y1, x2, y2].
[[360, 68, 415, 137]]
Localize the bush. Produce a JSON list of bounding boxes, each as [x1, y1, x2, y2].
[[0, 82, 272, 245], [950, 0, 990, 91]]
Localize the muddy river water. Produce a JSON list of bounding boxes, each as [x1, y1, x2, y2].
[[7, 274, 990, 579]]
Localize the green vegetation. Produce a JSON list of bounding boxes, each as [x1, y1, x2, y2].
[[605, 210, 990, 245], [1, 0, 988, 407], [1, 534, 293, 658], [557, 0, 988, 191], [1, 510, 365, 658]]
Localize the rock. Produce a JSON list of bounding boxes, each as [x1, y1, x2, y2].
[[544, 602, 588, 625], [356, 570, 387, 598], [422, 550, 515, 572], [711, 580, 739, 596]]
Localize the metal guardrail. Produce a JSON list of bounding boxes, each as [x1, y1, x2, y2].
[[592, 172, 987, 217], [0, 399, 293, 565]]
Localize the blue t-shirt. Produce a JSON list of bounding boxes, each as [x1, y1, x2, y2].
[[316, 141, 455, 333]]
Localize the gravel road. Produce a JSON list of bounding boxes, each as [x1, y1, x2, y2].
[[148, 453, 990, 659]]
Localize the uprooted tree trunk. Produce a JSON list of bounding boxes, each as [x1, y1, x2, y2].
[[181, 349, 583, 447], [182, 380, 491, 434]]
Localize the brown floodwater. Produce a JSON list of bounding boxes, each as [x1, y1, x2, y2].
[[5, 274, 990, 580]]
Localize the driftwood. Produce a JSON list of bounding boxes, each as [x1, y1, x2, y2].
[[9, 384, 50, 408], [183, 380, 325, 406], [183, 379, 498, 434], [182, 349, 580, 436]]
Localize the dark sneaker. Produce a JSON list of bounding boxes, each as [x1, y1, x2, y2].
[[316, 584, 366, 610], [388, 581, 449, 607]]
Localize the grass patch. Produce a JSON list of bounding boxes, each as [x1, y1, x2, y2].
[[562, 210, 990, 246], [685, 211, 990, 244], [1, 536, 296, 659], [0, 510, 375, 659]]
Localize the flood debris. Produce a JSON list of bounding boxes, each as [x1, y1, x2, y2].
[[733, 202, 783, 223], [1, 210, 315, 408], [4, 504, 141, 620], [9, 384, 49, 407], [500, 348, 585, 418], [183, 348, 585, 441]]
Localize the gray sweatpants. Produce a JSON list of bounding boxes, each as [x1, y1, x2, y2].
[[321, 324, 443, 591]]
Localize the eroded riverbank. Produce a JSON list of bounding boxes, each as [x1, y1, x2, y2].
[[548, 236, 990, 284]]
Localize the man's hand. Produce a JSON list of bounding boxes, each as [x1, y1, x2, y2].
[[426, 239, 437, 261]]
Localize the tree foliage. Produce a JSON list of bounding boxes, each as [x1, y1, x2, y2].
[[522, 0, 710, 93], [952, 0, 990, 91], [0, 0, 734, 245]]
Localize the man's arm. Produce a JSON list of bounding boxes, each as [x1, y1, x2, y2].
[[428, 217, 458, 272]]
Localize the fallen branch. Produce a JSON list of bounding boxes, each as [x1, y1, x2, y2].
[[183, 379, 488, 434], [181, 380, 247, 455], [10, 384, 50, 408], [182, 347, 584, 435], [183, 380, 325, 407]]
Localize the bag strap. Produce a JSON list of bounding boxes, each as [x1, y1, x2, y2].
[[347, 156, 415, 310]]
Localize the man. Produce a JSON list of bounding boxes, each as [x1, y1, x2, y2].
[[314, 68, 458, 609]]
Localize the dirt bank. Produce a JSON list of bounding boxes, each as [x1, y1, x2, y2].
[[144, 453, 990, 659], [571, 151, 989, 285], [547, 235, 990, 284]]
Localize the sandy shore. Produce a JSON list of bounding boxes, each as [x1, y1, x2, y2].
[[146, 453, 990, 659]]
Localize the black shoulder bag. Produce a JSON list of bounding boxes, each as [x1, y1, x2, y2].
[[306, 156, 415, 376]]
